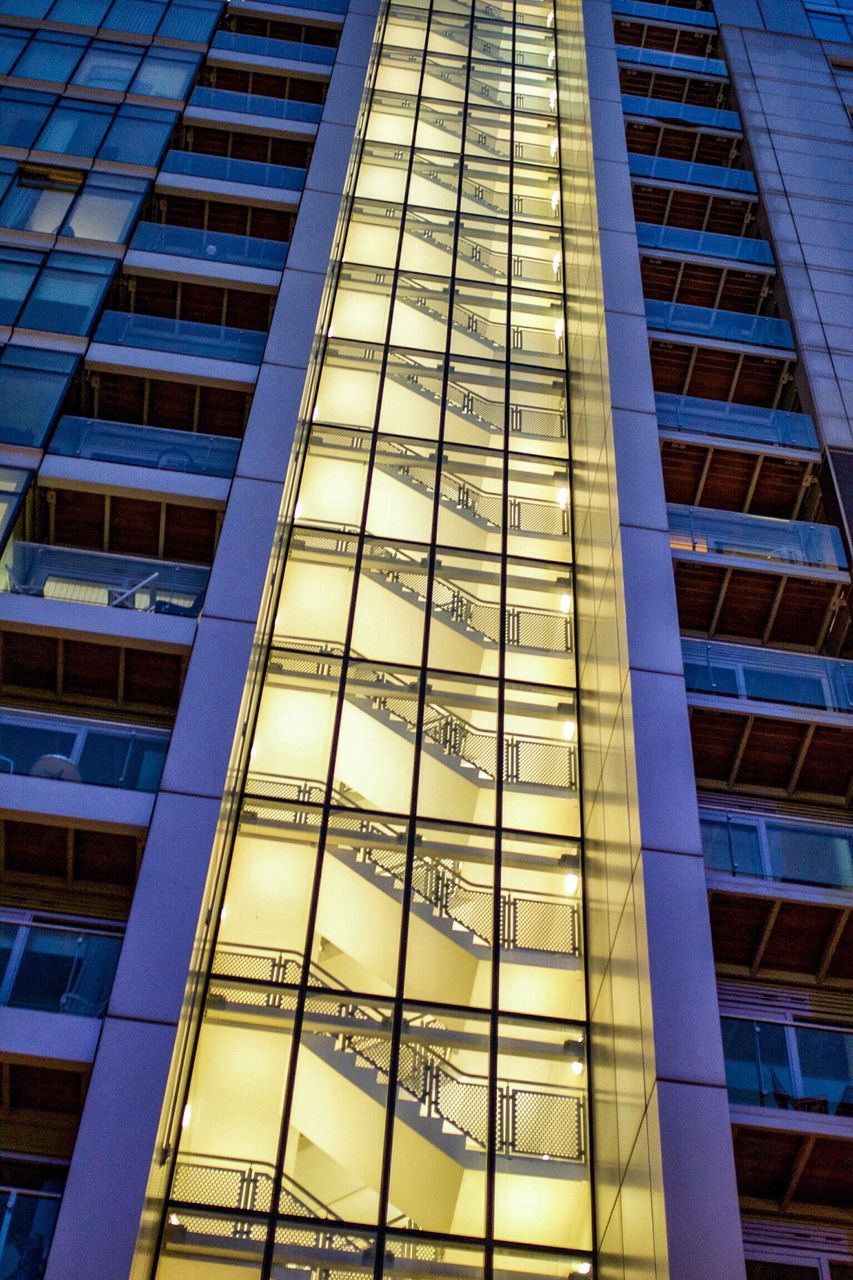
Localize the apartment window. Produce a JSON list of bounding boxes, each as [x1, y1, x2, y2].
[[0, 347, 78, 447], [34, 97, 113, 157], [0, 26, 27, 71], [18, 252, 116, 335], [0, 87, 55, 148], [0, 248, 41, 325], [0, 468, 29, 551], [0, 166, 149, 241], [0, 0, 220, 40], [9, 30, 87, 82], [30, 98, 176, 165], [73, 40, 141, 90], [129, 46, 199, 98]]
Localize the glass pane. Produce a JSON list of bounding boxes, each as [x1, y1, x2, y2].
[[13, 32, 86, 82], [131, 48, 199, 98], [62, 182, 144, 242], [99, 108, 175, 165], [722, 1018, 791, 1106], [0, 348, 77, 447], [35, 100, 112, 156], [0, 171, 78, 233], [0, 91, 54, 147], [73, 43, 140, 91], [0, 254, 41, 325], [700, 816, 763, 876], [795, 1027, 853, 1115], [19, 264, 112, 335]]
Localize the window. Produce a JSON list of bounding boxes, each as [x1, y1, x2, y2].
[[61, 171, 148, 241], [11, 30, 87, 82], [0, 468, 30, 553], [156, 0, 220, 42], [0, 166, 81, 234], [0, 247, 41, 325], [98, 105, 175, 165], [26, 97, 176, 165], [0, 347, 78, 447], [0, 88, 55, 148], [0, 0, 51, 14], [129, 46, 199, 98], [0, 166, 149, 242], [34, 98, 113, 158], [72, 41, 139, 91], [0, 27, 28, 72], [17, 251, 116, 335], [48, 0, 110, 21]]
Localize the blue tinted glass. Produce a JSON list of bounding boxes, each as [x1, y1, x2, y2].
[[157, 0, 220, 41], [0, 0, 50, 15], [0, 29, 28, 72], [0, 250, 41, 324], [49, 0, 111, 20], [61, 173, 147, 242], [72, 41, 140, 91], [0, 348, 77, 446], [104, 0, 163, 34], [12, 31, 86, 82], [131, 47, 199, 98], [19, 261, 113, 335], [0, 89, 54, 147], [0, 170, 78, 233], [99, 106, 175, 165], [35, 99, 113, 157]]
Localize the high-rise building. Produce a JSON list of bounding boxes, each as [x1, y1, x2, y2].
[[0, 0, 849, 1276]]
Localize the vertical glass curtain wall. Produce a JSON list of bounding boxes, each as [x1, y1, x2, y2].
[[151, 0, 591, 1274]]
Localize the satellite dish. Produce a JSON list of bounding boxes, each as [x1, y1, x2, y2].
[[30, 755, 81, 782]]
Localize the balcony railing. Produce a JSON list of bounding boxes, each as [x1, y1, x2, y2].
[[161, 149, 305, 192], [211, 30, 336, 65], [238, 0, 347, 13], [49, 414, 241, 478], [628, 152, 757, 193], [682, 639, 853, 714], [723, 1018, 853, 1117], [131, 221, 288, 271], [623, 93, 741, 132], [0, 707, 169, 791], [656, 392, 819, 450], [0, 1188, 61, 1280], [0, 914, 122, 1017], [646, 299, 795, 350], [701, 809, 853, 890], [616, 42, 727, 78], [1, 541, 209, 616], [612, 0, 716, 26], [94, 311, 267, 364], [636, 221, 774, 265], [189, 85, 324, 123], [668, 505, 848, 571]]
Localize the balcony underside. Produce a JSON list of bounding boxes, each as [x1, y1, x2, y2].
[[633, 181, 755, 236], [615, 16, 719, 60], [642, 257, 773, 313], [674, 562, 846, 652], [651, 339, 794, 406], [709, 888, 852, 985], [733, 1122, 853, 1222], [661, 438, 813, 518], [626, 119, 742, 168], [689, 706, 853, 804]]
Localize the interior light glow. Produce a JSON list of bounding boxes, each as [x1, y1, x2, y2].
[[181, 1104, 191, 1128], [556, 485, 568, 508], [563, 871, 579, 895], [546, 9, 554, 26], [570, 1059, 584, 1077], [562, 719, 576, 741], [576, 1265, 592, 1276], [294, 500, 303, 519], [552, 251, 562, 275], [551, 189, 560, 211], [550, 137, 559, 158], [554, 316, 564, 341], [220, 906, 228, 922], [560, 591, 572, 614], [549, 89, 557, 111], [169, 1214, 181, 1227], [547, 48, 555, 66]]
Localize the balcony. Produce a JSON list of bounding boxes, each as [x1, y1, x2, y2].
[[0, 1188, 62, 1280], [130, 222, 288, 272], [188, 86, 324, 124], [0, 707, 169, 792], [656, 392, 818, 450], [702, 809, 853, 890], [93, 311, 267, 364], [48, 415, 241, 479], [0, 542, 209, 617], [646, 299, 795, 351], [636, 221, 774, 266], [160, 150, 305, 193], [210, 30, 336, 66], [616, 42, 727, 78], [629, 151, 757, 193], [623, 93, 741, 132], [612, 0, 716, 26], [682, 639, 853, 715], [0, 913, 122, 1018], [723, 1018, 853, 1117], [669, 507, 848, 572]]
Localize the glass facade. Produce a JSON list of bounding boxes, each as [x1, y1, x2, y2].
[[150, 0, 592, 1273]]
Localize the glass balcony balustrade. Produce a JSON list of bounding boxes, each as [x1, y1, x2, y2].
[[0, 707, 169, 791], [645, 299, 795, 350], [131, 221, 288, 271], [701, 809, 853, 890], [628, 151, 757, 193], [0, 914, 122, 1017], [49, 414, 241, 478], [161, 149, 306, 192], [210, 30, 336, 65], [682, 639, 853, 714], [247, 0, 347, 12], [0, 1188, 61, 1280], [622, 93, 741, 133], [611, 0, 717, 26], [93, 310, 267, 364], [636, 221, 774, 266], [722, 1018, 853, 1117], [668, 505, 848, 571], [0, 540, 209, 616], [656, 392, 818, 450], [188, 85, 324, 124], [616, 42, 727, 78]]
